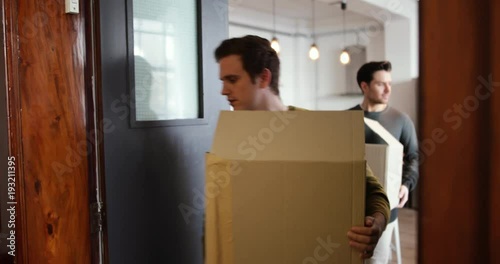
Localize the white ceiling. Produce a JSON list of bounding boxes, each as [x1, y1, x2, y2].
[[228, 0, 371, 22]]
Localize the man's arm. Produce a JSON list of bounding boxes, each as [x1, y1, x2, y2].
[[401, 116, 419, 191], [364, 166, 390, 222], [397, 116, 419, 207], [348, 164, 390, 259]]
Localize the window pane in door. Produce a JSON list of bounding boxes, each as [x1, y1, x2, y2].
[[132, 0, 199, 121]]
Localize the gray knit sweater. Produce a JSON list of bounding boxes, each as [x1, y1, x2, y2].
[[350, 104, 419, 222]]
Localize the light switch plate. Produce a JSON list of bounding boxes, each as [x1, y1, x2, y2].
[[65, 0, 79, 14]]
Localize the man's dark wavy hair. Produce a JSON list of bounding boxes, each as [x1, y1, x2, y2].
[[215, 35, 280, 95], [356, 61, 392, 89]]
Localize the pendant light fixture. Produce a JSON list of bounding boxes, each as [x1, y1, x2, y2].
[[309, 0, 319, 60], [270, 0, 281, 54], [339, 0, 350, 64]]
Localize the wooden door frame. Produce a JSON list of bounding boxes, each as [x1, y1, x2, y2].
[[84, 0, 109, 263], [490, 0, 500, 262], [419, 0, 500, 263], [3, 0, 27, 262], [2, 0, 108, 262]]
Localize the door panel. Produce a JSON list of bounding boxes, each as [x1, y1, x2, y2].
[[98, 0, 228, 262]]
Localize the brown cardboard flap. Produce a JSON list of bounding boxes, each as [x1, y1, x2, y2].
[[211, 111, 365, 162]]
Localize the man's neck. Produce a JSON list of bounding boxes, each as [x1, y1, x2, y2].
[[360, 100, 388, 112], [257, 91, 287, 111]]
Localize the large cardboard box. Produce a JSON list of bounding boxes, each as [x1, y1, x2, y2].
[[205, 111, 366, 264], [364, 118, 404, 210]]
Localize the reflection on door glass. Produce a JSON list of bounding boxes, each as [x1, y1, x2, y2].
[[133, 0, 198, 121]]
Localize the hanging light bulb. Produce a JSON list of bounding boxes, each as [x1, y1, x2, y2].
[[271, 36, 280, 54], [309, 43, 320, 60], [340, 49, 350, 64], [309, 0, 319, 61], [270, 0, 280, 54], [339, 1, 350, 65]]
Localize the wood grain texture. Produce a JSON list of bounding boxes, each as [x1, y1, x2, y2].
[[15, 0, 91, 262], [491, 0, 500, 263], [4, 0, 27, 263], [419, 1, 491, 263]]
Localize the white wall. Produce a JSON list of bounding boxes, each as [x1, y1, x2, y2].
[[365, 26, 386, 62], [349, 0, 419, 78], [316, 34, 349, 97], [390, 79, 418, 126], [385, 17, 412, 82]]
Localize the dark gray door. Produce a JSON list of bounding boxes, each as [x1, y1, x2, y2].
[[98, 0, 228, 263]]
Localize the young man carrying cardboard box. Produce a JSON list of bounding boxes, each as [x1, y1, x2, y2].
[[350, 61, 419, 264], [210, 35, 390, 261]]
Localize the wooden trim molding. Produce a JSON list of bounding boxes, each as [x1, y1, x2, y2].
[[3, 0, 27, 262], [490, 0, 500, 263], [84, 0, 109, 262]]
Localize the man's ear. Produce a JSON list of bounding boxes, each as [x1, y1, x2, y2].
[[360, 81, 369, 94], [258, 68, 272, 89]]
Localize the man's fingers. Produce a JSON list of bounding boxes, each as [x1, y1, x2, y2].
[[348, 239, 375, 254], [349, 226, 378, 236], [398, 195, 408, 208], [347, 231, 378, 245], [360, 250, 374, 259], [365, 216, 375, 227]]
